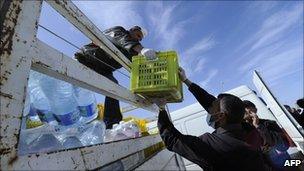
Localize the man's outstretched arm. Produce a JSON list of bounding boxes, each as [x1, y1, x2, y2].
[[179, 67, 216, 113]]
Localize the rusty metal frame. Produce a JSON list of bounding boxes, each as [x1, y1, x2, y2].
[[1, 0, 160, 170], [1, 1, 43, 169]]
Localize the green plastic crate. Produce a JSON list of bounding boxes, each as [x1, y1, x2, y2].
[[130, 51, 183, 103]]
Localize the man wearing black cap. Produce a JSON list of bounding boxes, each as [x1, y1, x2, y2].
[[156, 67, 266, 170], [75, 26, 157, 129]]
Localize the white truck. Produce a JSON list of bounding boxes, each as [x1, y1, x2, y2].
[[148, 71, 304, 170], [0, 1, 185, 170], [1, 1, 302, 170]]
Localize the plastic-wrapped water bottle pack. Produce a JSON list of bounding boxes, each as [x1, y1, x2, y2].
[[104, 120, 141, 142], [18, 71, 105, 155]]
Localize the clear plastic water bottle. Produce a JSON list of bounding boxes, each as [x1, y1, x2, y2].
[[78, 120, 106, 146], [104, 129, 114, 142], [38, 72, 56, 99], [23, 132, 64, 155], [38, 73, 82, 149], [53, 124, 83, 149], [29, 71, 56, 124], [74, 86, 98, 124], [44, 79, 80, 127], [52, 80, 83, 148], [62, 136, 83, 149]]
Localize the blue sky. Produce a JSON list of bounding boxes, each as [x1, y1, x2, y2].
[[37, 1, 303, 119]]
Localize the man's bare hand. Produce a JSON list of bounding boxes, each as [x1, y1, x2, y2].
[[178, 67, 187, 82], [152, 98, 167, 110], [249, 111, 259, 128]]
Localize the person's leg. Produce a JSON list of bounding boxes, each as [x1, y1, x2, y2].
[[102, 73, 123, 129]]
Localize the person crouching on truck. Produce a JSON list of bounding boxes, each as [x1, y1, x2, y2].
[[156, 67, 266, 171], [75, 26, 157, 129], [243, 100, 292, 171]]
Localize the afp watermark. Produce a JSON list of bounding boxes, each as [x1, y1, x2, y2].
[[284, 159, 302, 167]]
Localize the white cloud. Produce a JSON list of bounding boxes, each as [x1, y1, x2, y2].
[[248, 1, 277, 13], [249, 4, 302, 52], [236, 3, 303, 84], [268, 67, 303, 87], [239, 4, 303, 58], [74, 1, 199, 56], [239, 38, 303, 84], [184, 35, 216, 58], [145, 1, 194, 50], [194, 58, 207, 73], [238, 41, 285, 72], [259, 45, 303, 83], [181, 35, 216, 77], [74, 1, 144, 30], [140, 1, 216, 78], [199, 69, 218, 88]]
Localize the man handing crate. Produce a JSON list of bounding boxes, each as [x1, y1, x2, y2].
[[75, 26, 157, 129], [156, 67, 267, 170]]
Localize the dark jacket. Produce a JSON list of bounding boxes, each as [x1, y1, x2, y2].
[[75, 26, 141, 74], [158, 110, 265, 171], [188, 83, 263, 148], [158, 83, 266, 171], [189, 83, 295, 170], [257, 119, 289, 152], [103, 26, 141, 58]]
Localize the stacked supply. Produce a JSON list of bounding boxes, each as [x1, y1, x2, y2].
[[78, 120, 106, 146], [18, 124, 64, 155], [123, 116, 149, 136], [104, 120, 141, 142], [29, 71, 56, 125], [46, 78, 80, 126]]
